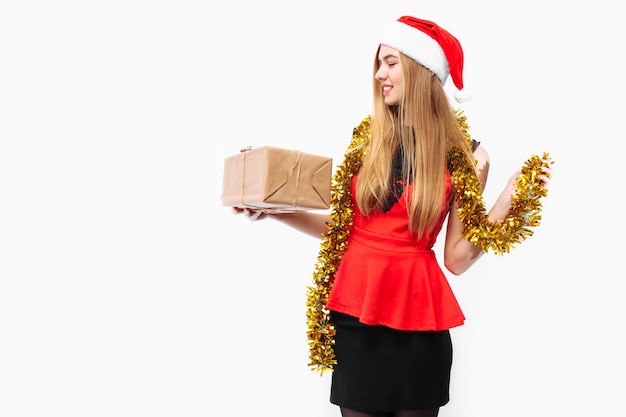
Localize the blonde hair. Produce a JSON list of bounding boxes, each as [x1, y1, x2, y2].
[[355, 49, 475, 237]]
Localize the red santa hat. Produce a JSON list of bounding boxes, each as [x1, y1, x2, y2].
[[379, 16, 469, 101]]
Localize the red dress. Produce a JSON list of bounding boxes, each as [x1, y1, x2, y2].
[[325, 171, 465, 331]]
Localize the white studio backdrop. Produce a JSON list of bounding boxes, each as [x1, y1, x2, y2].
[[0, 1, 623, 416]]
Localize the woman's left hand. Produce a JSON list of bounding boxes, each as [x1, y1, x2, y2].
[[538, 156, 554, 189]]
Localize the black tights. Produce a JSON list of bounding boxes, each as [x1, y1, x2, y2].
[[340, 407, 439, 417]]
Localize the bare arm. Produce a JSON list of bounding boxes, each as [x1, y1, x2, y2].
[[443, 146, 553, 275], [232, 207, 330, 239]]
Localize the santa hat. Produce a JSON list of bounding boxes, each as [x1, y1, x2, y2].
[[379, 16, 469, 102]]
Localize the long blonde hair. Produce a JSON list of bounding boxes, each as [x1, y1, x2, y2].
[[355, 49, 475, 237]]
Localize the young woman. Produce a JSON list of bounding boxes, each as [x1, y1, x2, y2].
[[233, 16, 553, 417]]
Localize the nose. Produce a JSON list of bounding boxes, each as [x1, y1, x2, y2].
[[375, 66, 386, 81]]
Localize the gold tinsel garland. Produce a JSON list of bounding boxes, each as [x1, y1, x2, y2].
[[305, 117, 369, 375], [306, 112, 551, 374]]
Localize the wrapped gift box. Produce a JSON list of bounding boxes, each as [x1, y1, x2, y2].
[[221, 146, 332, 212]]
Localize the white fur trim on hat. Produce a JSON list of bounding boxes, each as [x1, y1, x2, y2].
[[379, 20, 450, 85]]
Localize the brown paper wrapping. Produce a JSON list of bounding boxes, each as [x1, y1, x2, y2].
[[221, 146, 332, 212]]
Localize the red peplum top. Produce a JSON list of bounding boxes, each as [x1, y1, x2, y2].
[[325, 171, 465, 331]]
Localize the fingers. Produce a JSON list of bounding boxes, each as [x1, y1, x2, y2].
[[538, 157, 554, 187], [246, 210, 263, 221], [538, 174, 551, 185], [231, 207, 266, 221], [541, 157, 554, 172]]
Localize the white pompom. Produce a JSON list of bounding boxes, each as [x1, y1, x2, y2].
[[454, 89, 473, 103]]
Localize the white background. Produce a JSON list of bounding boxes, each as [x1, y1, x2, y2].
[[1, 1, 624, 416]]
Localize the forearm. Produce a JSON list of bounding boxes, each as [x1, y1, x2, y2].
[[486, 181, 517, 223], [445, 182, 518, 274], [444, 186, 515, 274], [270, 211, 331, 239], [444, 236, 485, 275]]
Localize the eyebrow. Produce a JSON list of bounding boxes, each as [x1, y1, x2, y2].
[[379, 54, 399, 62]]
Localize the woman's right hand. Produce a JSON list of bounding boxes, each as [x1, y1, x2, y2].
[[231, 207, 271, 221]]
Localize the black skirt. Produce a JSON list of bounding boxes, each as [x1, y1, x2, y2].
[[329, 311, 453, 412]]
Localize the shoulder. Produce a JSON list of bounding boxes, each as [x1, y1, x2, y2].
[[473, 144, 489, 168], [471, 144, 490, 185]]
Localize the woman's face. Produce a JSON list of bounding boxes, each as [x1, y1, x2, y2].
[[375, 45, 403, 106]]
